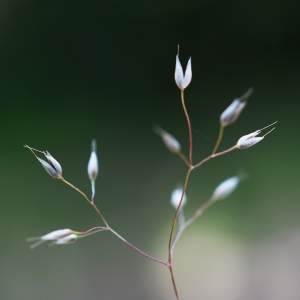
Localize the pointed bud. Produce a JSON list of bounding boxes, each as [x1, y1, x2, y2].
[[24, 145, 62, 179], [211, 176, 240, 201], [171, 187, 187, 209], [87, 139, 99, 181], [26, 229, 73, 249], [220, 88, 253, 127], [155, 126, 181, 154], [236, 121, 277, 149], [174, 48, 192, 90]]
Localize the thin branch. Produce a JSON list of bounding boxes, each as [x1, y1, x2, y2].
[[171, 198, 215, 255], [177, 151, 191, 167], [169, 265, 180, 300], [193, 146, 237, 169], [168, 168, 192, 263], [212, 125, 224, 155], [60, 177, 109, 227], [181, 90, 193, 165], [108, 227, 168, 266], [61, 176, 168, 266]]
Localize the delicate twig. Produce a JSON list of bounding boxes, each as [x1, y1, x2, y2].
[[171, 198, 215, 255], [61, 177, 167, 266], [73, 226, 107, 238], [178, 209, 185, 227], [108, 227, 168, 266], [177, 151, 191, 167], [212, 125, 224, 155], [180, 90, 193, 165], [193, 146, 237, 169], [168, 169, 192, 260], [60, 177, 109, 227], [91, 180, 96, 204], [168, 265, 180, 300]]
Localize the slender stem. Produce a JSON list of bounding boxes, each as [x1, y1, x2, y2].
[[212, 125, 224, 155], [184, 198, 214, 229], [171, 198, 215, 255], [169, 265, 179, 300], [178, 209, 185, 227], [91, 203, 109, 227], [91, 180, 96, 204], [169, 146, 237, 256], [165, 88, 194, 300], [193, 146, 237, 169], [109, 227, 168, 266], [167, 168, 192, 299], [177, 151, 191, 167], [73, 226, 107, 237], [181, 90, 193, 165], [60, 177, 109, 227], [60, 177, 167, 266], [60, 177, 91, 204]]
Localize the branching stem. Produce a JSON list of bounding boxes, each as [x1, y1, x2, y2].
[[60, 177, 167, 266]]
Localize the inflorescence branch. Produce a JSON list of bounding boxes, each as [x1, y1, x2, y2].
[[25, 48, 276, 300]]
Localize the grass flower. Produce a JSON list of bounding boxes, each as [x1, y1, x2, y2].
[[26, 229, 74, 249]]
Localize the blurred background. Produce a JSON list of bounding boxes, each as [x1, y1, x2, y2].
[[0, 1, 299, 299]]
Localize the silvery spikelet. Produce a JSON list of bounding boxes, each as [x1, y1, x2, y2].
[[24, 145, 62, 179], [87, 139, 99, 181], [174, 53, 192, 90], [211, 176, 240, 201], [155, 127, 181, 154], [26, 229, 73, 249], [220, 88, 253, 127], [236, 121, 277, 149]]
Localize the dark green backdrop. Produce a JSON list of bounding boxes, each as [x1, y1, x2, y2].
[[1, 1, 299, 299]]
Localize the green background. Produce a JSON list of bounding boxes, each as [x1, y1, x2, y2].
[[1, 1, 299, 299]]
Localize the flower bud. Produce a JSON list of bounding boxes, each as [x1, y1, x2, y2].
[[171, 187, 187, 209], [26, 229, 73, 249], [87, 139, 99, 181], [174, 47, 192, 90], [211, 176, 240, 201], [24, 145, 62, 179], [236, 121, 277, 149], [220, 88, 253, 127], [155, 126, 181, 154]]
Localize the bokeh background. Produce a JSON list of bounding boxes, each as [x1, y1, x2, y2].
[[1, 1, 300, 299]]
